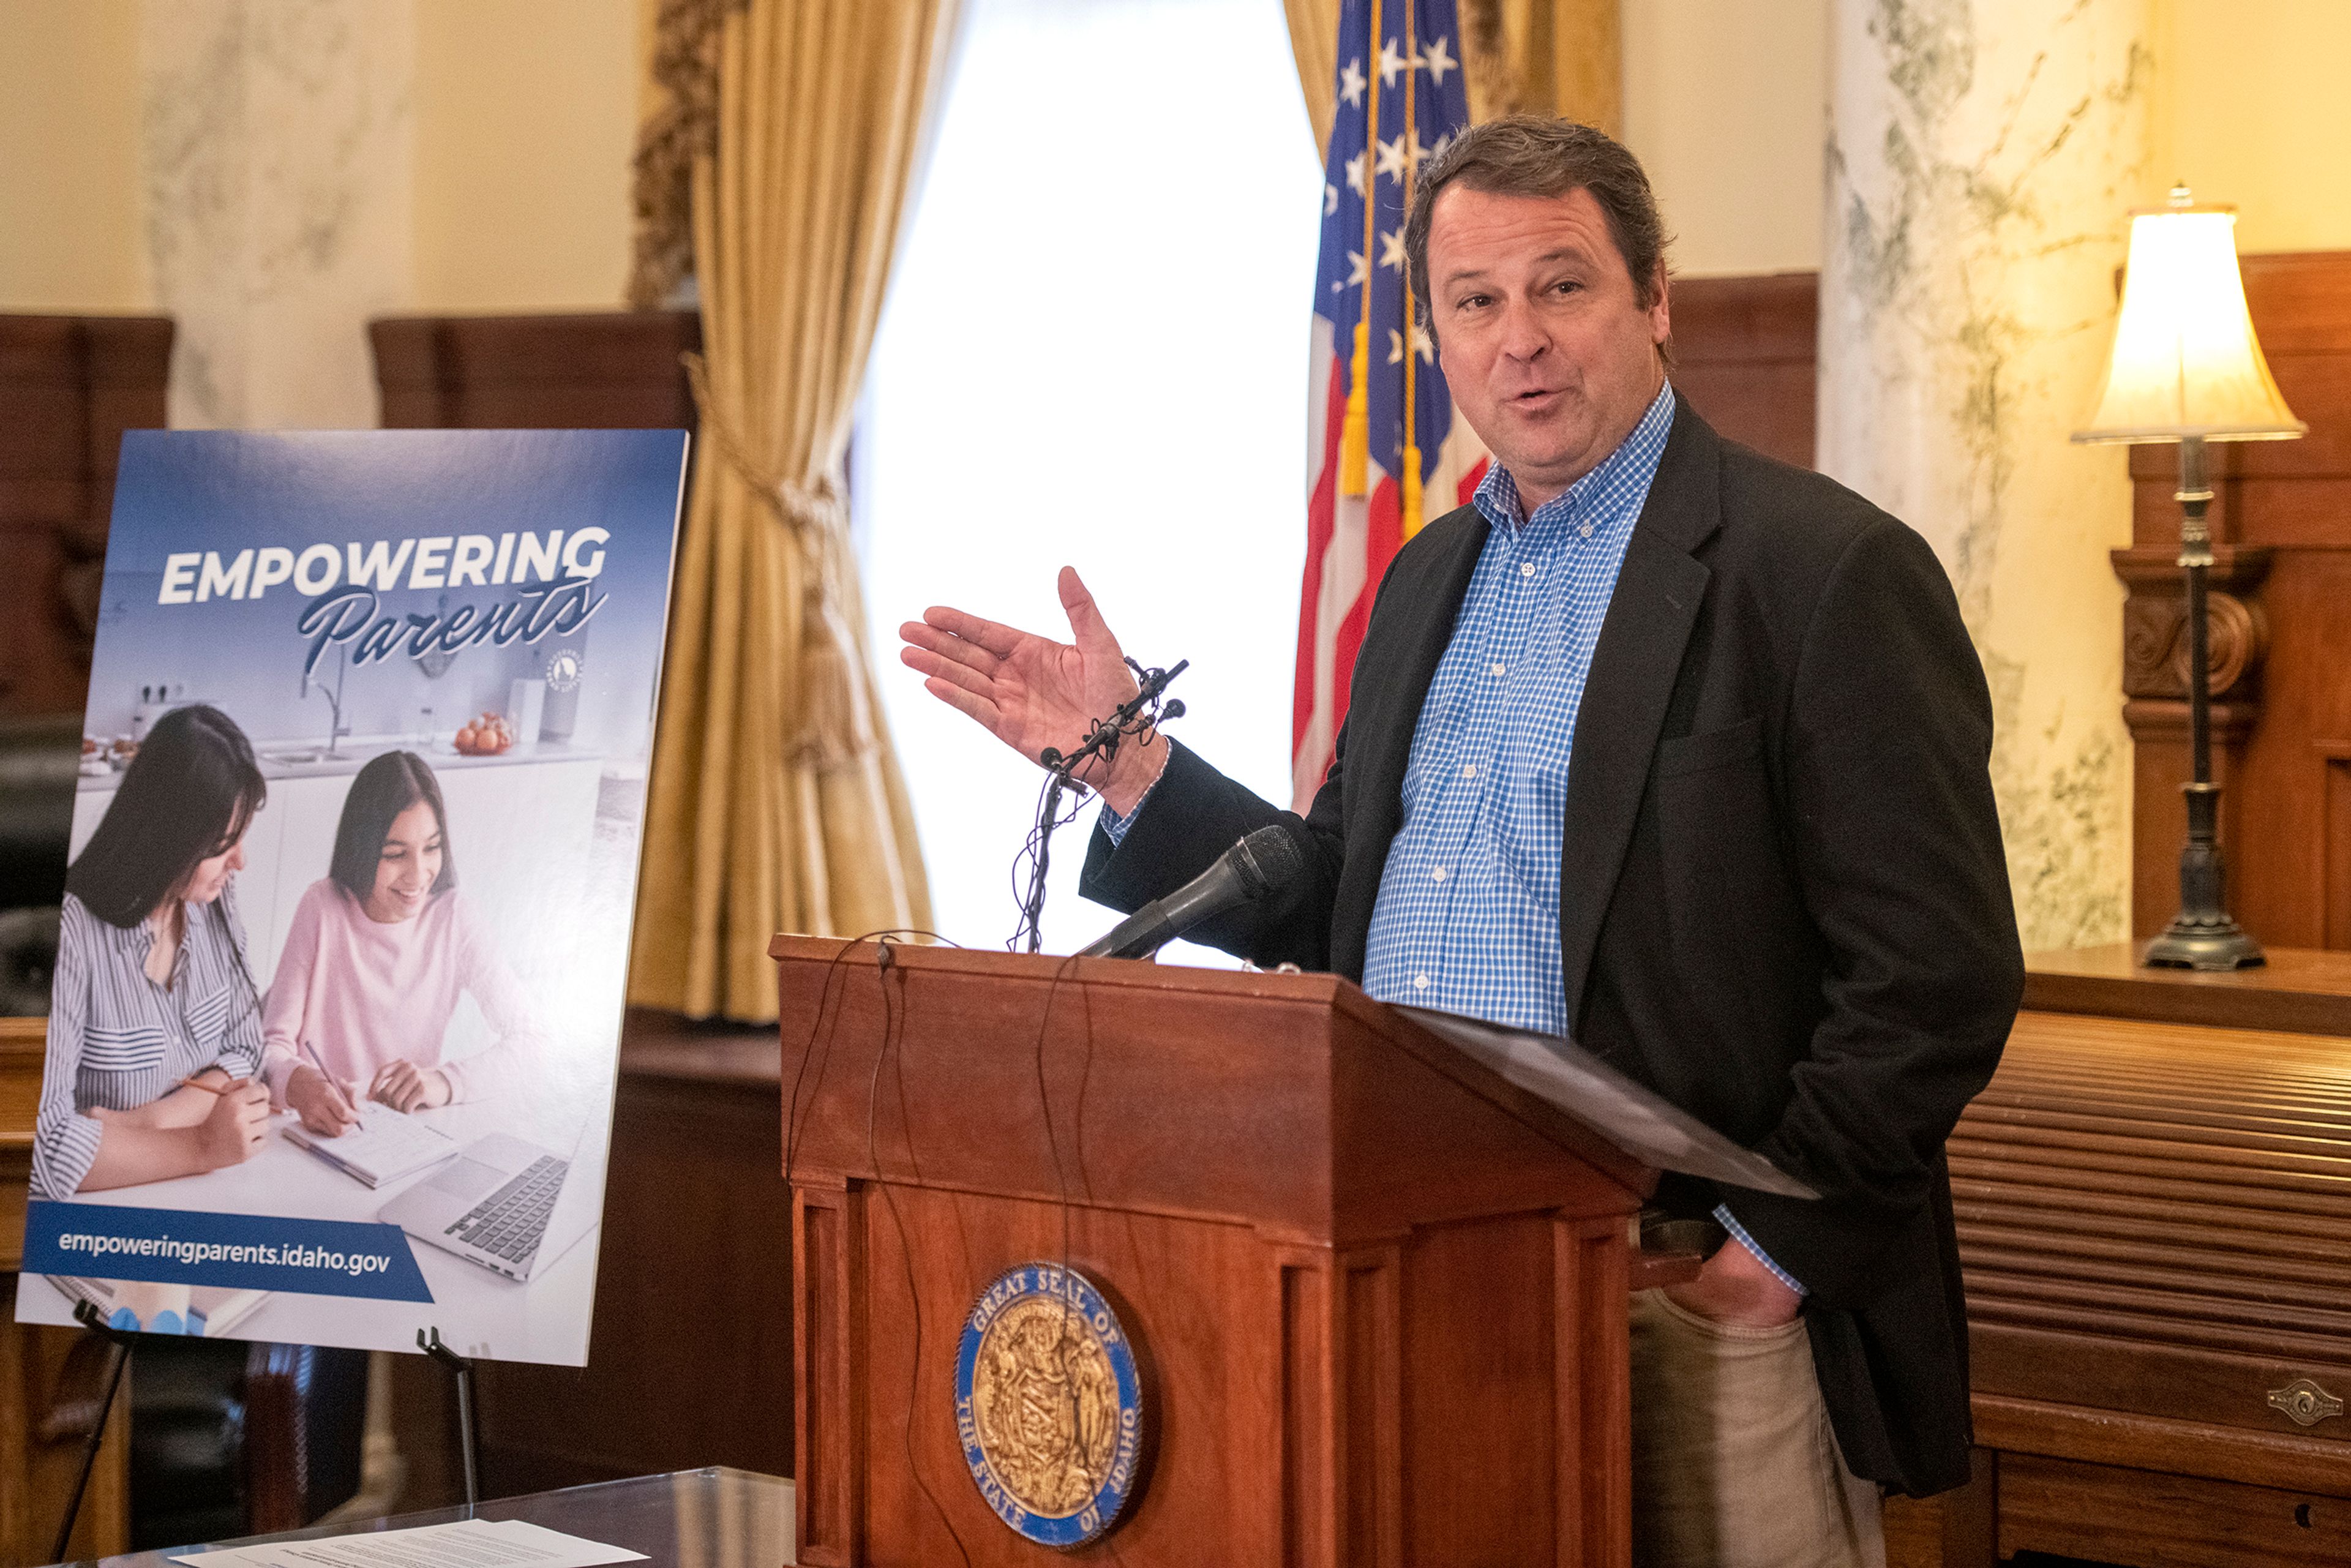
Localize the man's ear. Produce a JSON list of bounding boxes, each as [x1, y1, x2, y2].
[[1647, 263, 1672, 344]]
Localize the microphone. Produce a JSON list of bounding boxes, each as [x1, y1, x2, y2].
[[1076, 825, 1305, 960]]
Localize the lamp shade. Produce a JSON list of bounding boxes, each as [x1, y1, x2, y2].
[[2074, 192, 2306, 445]]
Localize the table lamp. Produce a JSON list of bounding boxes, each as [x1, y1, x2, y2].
[[2074, 185, 2305, 970]]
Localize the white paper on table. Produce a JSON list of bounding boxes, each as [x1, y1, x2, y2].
[[170, 1517, 650, 1568]]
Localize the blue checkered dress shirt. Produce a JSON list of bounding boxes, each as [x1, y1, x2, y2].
[[1106, 380, 1799, 1292], [1359, 381, 1674, 1029]]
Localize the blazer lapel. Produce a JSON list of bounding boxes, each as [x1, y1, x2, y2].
[[1557, 398, 1722, 1018]]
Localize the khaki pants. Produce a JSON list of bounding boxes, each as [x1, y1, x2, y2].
[[1629, 1289, 1886, 1568]]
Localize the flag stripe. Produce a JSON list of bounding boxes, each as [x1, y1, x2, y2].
[[1294, 0, 1482, 811]]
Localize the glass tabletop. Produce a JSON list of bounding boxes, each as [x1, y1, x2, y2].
[[73, 1468, 796, 1568]]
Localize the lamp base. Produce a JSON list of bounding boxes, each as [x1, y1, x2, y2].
[[2143, 916, 2267, 971]]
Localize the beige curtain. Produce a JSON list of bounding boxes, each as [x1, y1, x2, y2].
[[1280, 0, 1622, 154], [628, 0, 954, 1022]]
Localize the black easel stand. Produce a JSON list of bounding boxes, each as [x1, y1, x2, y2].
[[50, 1299, 137, 1566], [418, 1327, 481, 1511]]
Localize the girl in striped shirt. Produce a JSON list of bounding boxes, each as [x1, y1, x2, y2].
[[32, 705, 272, 1199]]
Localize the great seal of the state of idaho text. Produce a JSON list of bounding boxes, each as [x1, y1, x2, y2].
[[954, 1264, 1144, 1547]]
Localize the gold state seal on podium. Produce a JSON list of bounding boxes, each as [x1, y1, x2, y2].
[[954, 1263, 1146, 1547]]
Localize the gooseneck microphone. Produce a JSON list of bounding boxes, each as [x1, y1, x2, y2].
[[1076, 825, 1305, 960]]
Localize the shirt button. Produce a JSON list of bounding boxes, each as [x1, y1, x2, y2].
[[1520, 561, 1537, 578], [1413, 973, 1431, 990], [1461, 763, 1478, 779], [1578, 523, 1594, 539], [1490, 662, 1506, 677], [1430, 866, 1448, 883]]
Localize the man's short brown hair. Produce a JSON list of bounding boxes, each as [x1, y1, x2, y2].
[[1404, 115, 1672, 354]]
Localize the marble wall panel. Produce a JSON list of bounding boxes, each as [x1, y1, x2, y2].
[[143, 0, 416, 429], [1818, 0, 2158, 950]]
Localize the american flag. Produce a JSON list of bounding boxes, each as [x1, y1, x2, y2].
[[1292, 0, 1486, 811]]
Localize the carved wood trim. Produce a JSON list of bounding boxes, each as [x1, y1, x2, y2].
[[1277, 1248, 1333, 1568], [2120, 588, 2269, 702], [793, 1181, 863, 1567], [2120, 699, 2262, 744], [1337, 1245, 1403, 1568], [1272, 1241, 1403, 1568], [1554, 1212, 1630, 1568]]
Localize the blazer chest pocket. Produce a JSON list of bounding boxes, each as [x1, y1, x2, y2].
[[1655, 717, 1764, 780], [1651, 715, 1804, 1020]]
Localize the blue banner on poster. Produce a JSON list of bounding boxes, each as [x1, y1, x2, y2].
[[22, 1200, 435, 1303]]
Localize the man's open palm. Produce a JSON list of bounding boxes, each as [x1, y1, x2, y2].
[[898, 568, 1163, 812]]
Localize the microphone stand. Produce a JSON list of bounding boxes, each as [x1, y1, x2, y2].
[[1011, 658, 1187, 953]]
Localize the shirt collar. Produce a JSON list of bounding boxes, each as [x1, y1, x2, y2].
[[1472, 378, 1676, 539]]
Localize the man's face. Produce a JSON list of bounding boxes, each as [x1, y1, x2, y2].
[[1425, 183, 1670, 511]]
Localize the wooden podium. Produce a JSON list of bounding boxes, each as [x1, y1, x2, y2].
[[771, 937, 1664, 1567]]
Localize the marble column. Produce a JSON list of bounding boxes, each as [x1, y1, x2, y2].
[[142, 0, 415, 429], [1818, 0, 2156, 950]]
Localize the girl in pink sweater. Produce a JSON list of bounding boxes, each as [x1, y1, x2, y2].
[[263, 752, 548, 1133]]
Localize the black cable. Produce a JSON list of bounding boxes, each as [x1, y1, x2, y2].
[[782, 928, 958, 1188], [1007, 659, 1188, 955], [868, 940, 977, 1568]]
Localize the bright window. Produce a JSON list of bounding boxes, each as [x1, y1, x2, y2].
[[857, 0, 1322, 959]]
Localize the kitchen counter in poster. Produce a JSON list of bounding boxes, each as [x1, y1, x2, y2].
[[75, 735, 606, 790]]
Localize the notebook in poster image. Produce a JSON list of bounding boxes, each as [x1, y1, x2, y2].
[[14, 430, 688, 1368], [284, 1103, 459, 1188]]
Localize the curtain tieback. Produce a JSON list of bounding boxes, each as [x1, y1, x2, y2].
[[683, 351, 878, 772]]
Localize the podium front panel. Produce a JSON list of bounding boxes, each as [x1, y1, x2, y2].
[[774, 939, 1643, 1567]]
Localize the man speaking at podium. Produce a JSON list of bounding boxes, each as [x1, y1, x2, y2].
[[901, 117, 2023, 1568]]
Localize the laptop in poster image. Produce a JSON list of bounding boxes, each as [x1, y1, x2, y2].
[[377, 1122, 606, 1285]]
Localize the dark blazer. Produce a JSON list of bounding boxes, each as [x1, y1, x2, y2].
[[1080, 396, 2025, 1498]]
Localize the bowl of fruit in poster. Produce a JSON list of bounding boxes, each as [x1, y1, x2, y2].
[[454, 711, 517, 756]]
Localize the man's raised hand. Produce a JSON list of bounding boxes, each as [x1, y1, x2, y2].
[[898, 567, 1168, 816]]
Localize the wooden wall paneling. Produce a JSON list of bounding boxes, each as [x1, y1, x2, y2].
[[0, 316, 171, 721], [1660, 273, 1818, 470], [369, 313, 700, 433], [0, 1015, 128, 1563], [2325, 749, 2351, 948]]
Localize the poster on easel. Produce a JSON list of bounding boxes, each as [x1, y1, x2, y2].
[[13, 429, 687, 1366]]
